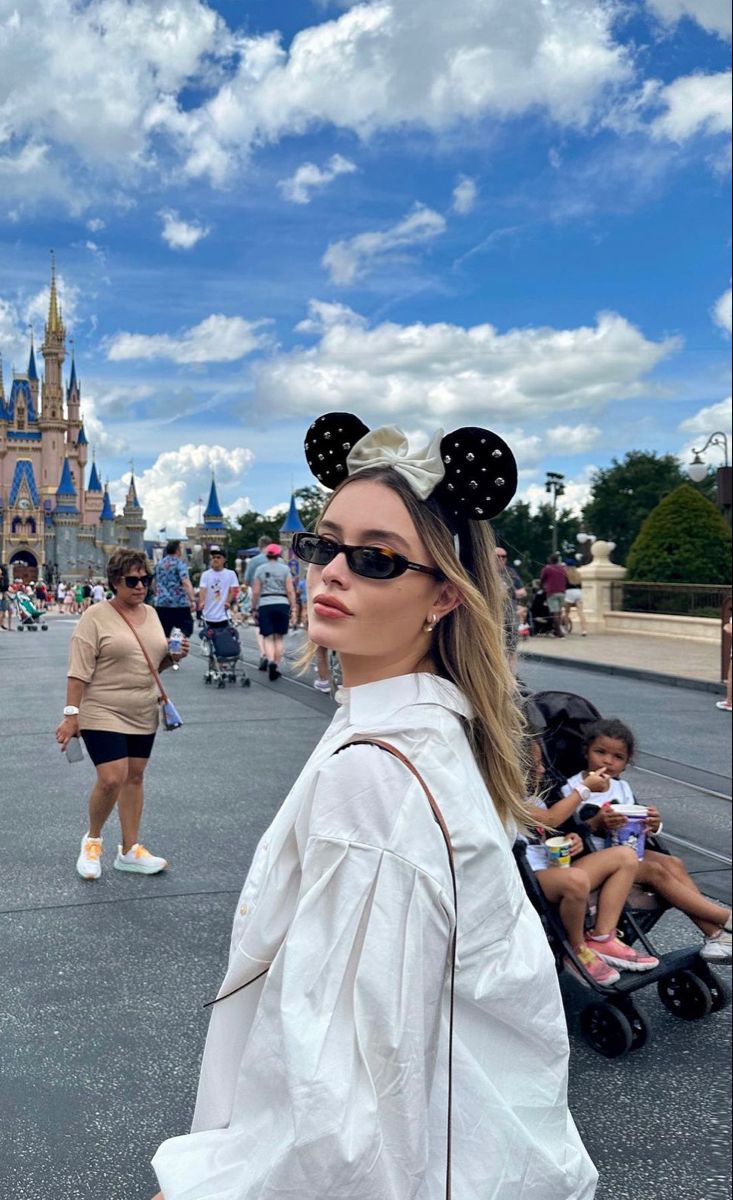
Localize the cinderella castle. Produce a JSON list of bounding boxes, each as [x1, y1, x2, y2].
[[0, 258, 145, 584]]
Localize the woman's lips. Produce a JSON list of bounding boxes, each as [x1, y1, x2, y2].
[[313, 596, 353, 619]]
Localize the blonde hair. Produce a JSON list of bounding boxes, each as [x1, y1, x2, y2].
[[307, 466, 531, 830]]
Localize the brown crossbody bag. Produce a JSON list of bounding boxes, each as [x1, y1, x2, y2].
[[206, 737, 458, 1199]]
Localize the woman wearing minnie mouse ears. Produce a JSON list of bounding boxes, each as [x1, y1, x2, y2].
[[152, 415, 597, 1200]]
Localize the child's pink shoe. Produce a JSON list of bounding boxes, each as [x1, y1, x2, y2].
[[566, 944, 620, 988], [587, 934, 659, 972]]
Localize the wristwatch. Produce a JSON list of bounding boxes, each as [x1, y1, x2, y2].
[[575, 783, 592, 804], [63, 705, 80, 717]]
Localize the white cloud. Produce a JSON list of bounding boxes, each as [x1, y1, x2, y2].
[[265, 502, 289, 518], [153, 0, 632, 184], [322, 204, 447, 284], [109, 443, 255, 535], [78, 392, 129, 457], [712, 286, 732, 334], [645, 0, 731, 39], [452, 176, 478, 214], [649, 71, 731, 142], [254, 299, 679, 422], [545, 424, 603, 453], [159, 208, 211, 250], [86, 217, 106, 232], [679, 397, 732, 435], [106, 314, 271, 363], [221, 496, 253, 522], [278, 153, 357, 204]]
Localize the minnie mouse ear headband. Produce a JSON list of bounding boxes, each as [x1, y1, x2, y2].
[[303, 412, 517, 524]]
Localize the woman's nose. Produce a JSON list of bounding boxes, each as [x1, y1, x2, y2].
[[320, 551, 350, 587]]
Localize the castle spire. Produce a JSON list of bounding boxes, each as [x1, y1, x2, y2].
[[27, 329, 38, 381], [101, 483, 115, 521], [87, 460, 102, 492], [203, 474, 225, 529], [125, 472, 141, 509], [68, 342, 78, 394], [55, 458, 79, 513], [47, 251, 63, 336]]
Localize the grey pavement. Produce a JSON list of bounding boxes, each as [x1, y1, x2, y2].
[[519, 628, 724, 690], [0, 619, 730, 1200]]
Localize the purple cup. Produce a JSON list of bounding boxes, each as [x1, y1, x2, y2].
[[616, 810, 647, 860]]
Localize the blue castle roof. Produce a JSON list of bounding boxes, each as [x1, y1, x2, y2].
[[55, 459, 79, 513], [9, 459, 40, 507], [6, 378, 38, 424], [87, 461, 102, 492], [68, 354, 78, 395], [125, 473, 142, 509], [203, 477, 225, 529], [101, 487, 115, 521], [77, 424, 88, 446], [280, 493, 306, 534]]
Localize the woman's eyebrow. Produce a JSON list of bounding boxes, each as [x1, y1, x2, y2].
[[318, 519, 412, 554]]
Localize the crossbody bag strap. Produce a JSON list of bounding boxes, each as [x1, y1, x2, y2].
[[343, 737, 456, 1200], [109, 601, 168, 703], [204, 737, 457, 1200]]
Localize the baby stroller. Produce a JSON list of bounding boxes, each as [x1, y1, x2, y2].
[[200, 618, 250, 690], [514, 689, 729, 1057], [16, 594, 49, 631]]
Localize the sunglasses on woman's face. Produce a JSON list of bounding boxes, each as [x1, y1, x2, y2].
[[122, 574, 153, 589], [292, 532, 443, 581]]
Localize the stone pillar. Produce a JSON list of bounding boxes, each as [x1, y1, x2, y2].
[[578, 540, 626, 633]]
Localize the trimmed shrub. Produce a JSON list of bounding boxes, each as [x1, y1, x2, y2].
[[626, 484, 731, 584]]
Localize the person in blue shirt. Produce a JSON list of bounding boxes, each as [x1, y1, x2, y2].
[[154, 540, 197, 637]]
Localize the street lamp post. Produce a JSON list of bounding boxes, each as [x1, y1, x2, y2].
[[545, 471, 565, 555], [687, 431, 731, 523]]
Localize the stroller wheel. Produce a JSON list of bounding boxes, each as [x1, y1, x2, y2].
[[241, 676, 251, 687], [693, 964, 730, 1013], [580, 1001, 633, 1058], [217, 678, 226, 689], [610, 999, 650, 1052], [657, 970, 713, 1021], [204, 674, 212, 684], [41, 624, 49, 631]]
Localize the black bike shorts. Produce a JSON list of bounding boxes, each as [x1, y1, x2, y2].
[[80, 729, 157, 766]]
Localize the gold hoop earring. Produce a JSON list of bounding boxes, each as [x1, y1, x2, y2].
[[423, 614, 438, 634]]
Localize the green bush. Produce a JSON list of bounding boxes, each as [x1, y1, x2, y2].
[[626, 484, 732, 584]]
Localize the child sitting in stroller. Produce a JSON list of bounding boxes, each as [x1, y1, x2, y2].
[[520, 740, 658, 986], [566, 717, 732, 964]]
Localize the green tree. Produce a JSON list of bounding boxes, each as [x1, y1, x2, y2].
[[582, 451, 715, 565], [626, 484, 732, 584], [293, 485, 326, 531]]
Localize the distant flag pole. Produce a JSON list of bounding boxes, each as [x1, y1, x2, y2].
[[197, 495, 203, 524]]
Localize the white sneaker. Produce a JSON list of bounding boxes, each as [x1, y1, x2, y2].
[[700, 930, 732, 962], [76, 834, 103, 881], [313, 678, 331, 693], [113, 844, 168, 875]]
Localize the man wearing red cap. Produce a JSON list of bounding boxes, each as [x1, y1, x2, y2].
[[251, 544, 296, 681]]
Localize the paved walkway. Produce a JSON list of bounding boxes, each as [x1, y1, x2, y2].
[[518, 629, 723, 689]]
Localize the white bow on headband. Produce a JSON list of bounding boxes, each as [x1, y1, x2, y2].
[[346, 425, 445, 501]]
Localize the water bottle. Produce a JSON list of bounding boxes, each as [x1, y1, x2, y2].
[[169, 626, 183, 670], [66, 736, 84, 763]]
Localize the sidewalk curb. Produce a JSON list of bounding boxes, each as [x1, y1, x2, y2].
[[519, 648, 720, 694]]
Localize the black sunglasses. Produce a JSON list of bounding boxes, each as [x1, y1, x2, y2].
[[292, 532, 443, 581], [121, 574, 153, 589]]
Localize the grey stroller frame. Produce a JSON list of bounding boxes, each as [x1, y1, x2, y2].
[[200, 618, 251, 690]]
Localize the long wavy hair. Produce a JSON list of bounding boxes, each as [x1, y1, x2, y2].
[[305, 465, 531, 829]]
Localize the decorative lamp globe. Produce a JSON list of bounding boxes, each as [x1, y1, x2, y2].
[[687, 454, 709, 484]]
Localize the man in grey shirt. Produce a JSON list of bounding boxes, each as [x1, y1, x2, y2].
[[245, 536, 271, 670]]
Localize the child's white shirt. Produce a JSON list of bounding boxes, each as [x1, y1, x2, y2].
[[564, 770, 638, 850]]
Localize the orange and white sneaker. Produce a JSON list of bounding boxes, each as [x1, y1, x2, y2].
[[566, 944, 620, 988], [76, 834, 103, 881], [114, 843, 168, 875]]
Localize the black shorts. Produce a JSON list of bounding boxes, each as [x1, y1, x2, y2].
[[156, 606, 194, 638], [80, 729, 157, 766], [258, 603, 290, 637]]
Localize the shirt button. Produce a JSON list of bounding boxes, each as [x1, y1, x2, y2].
[[239, 904, 249, 916]]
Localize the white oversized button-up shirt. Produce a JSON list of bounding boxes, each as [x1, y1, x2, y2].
[[153, 673, 597, 1200]]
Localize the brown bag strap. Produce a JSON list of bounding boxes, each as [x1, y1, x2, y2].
[[109, 600, 168, 703], [206, 736, 457, 1200], [343, 738, 456, 1200]]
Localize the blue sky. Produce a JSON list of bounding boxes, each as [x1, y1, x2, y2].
[[0, 0, 730, 534]]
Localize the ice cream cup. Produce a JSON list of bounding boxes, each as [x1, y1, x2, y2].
[[546, 836, 572, 868]]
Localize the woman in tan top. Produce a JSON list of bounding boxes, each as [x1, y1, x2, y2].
[[55, 549, 189, 881]]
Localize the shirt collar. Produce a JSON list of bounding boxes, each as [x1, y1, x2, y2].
[[336, 672, 473, 725]]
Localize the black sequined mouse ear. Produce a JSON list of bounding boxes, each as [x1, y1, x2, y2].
[[304, 412, 371, 490], [434, 427, 518, 521]]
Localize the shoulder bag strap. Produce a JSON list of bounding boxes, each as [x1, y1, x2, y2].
[[204, 736, 457, 1200], [109, 600, 168, 704]]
